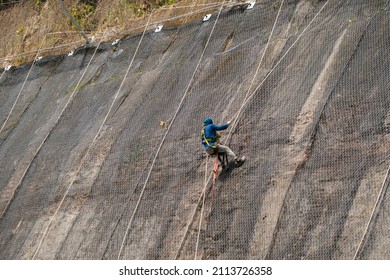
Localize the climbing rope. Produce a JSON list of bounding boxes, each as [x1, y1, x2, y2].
[[0, 0, 333, 259], [229, 0, 337, 152], [175, 173, 213, 259], [32, 9, 154, 258], [353, 162, 390, 259], [194, 154, 209, 260], [352, 4, 390, 259], [244, 0, 285, 103], [5, 1, 237, 260], [0, 31, 107, 223], [0, 47, 41, 135], [226, 0, 330, 143], [192, 0, 286, 260], [101, 139, 161, 257], [30, 30, 110, 259], [0, 31, 87, 136], [187, 0, 331, 260], [0, 69, 5, 83], [225, 0, 285, 142], [211, 153, 220, 203], [117, 0, 228, 260], [32, 3, 213, 258]]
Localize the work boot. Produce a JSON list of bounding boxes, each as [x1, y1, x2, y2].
[[235, 156, 246, 166]]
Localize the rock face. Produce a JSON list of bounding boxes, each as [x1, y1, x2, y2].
[[0, 0, 389, 260]]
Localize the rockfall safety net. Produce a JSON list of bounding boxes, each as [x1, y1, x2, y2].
[[0, 0, 389, 260]]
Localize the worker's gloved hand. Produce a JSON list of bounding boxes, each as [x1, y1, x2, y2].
[[227, 120, 232, 125]]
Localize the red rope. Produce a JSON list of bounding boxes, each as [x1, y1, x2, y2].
[[211, 152, 219, 208]]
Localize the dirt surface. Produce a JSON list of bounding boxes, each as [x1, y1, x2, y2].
[[0, 0, 225, 65], [0, 0, 390, 259]]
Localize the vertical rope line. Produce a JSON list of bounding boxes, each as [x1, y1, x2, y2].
[[178, 0, 239, 237], [353, 161, 390, 259], [0, 31, 87, 135], [32, 12, 151, 258], [101, 138, 161, 258], [226, 0, 330, 143], [353, 0, 390, 259], [175, 172, 214, 259], [194, 155, 209, 260], [117, 1, 227, 260], [0, 40, 43, 135], [0, 69, 5, 82], [226, 0, 285, 141], [30, 30, 111, 259], [194, 0, 286, 257], [181, 0, 287, 259], [245, 0, 285, 102], [183, 0, 330, 259], [210, 154, 219, 205], [0, 32, 99, 221]]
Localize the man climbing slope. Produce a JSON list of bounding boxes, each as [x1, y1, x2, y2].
[[201, 117, 245, 165]]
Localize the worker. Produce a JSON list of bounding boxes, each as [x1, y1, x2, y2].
[[200, 117, 245, 165]]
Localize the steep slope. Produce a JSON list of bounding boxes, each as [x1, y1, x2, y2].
[[0, 0, 389, 260]]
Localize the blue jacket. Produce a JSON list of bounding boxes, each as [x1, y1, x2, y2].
[[201, 123, 229, 150]]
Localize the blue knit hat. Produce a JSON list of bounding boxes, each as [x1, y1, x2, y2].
[[203, 117, 213, 126]]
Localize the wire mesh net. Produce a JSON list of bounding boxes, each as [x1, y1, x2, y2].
[[0, 0, 389, 260]]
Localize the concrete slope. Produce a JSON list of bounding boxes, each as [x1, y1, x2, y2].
[[0, 0, 389, 259]]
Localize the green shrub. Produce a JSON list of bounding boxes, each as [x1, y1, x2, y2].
[[70, 2, 96, 30]]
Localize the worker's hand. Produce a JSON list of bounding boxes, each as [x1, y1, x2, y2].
[[227, 120, 231, 125]]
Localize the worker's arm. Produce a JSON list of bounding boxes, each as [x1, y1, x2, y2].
[[212, 123, 229, 131]]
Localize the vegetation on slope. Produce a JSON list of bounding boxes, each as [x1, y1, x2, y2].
[[0, 0, 224, 66]]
